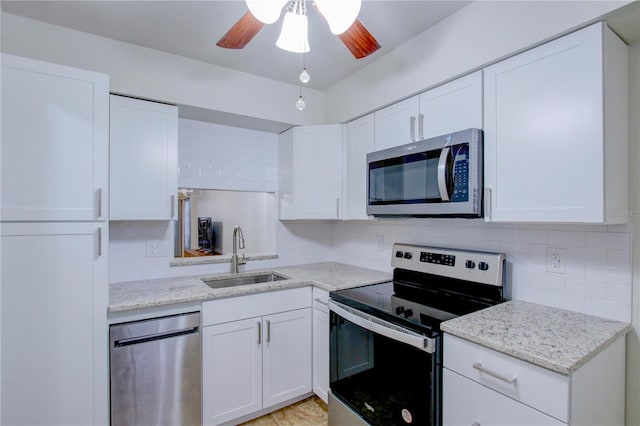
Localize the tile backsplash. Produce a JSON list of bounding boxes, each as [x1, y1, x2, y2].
[[109, 217, 633, 322]]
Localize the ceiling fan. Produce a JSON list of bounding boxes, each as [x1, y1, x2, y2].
[[216, 0, 381, 59]]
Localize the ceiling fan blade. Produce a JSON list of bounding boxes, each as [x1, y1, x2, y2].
[[216, 11, 264, 49], [338, 19, 381, 59]]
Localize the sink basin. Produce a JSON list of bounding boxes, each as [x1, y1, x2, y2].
[[202, 273, 288, 289]]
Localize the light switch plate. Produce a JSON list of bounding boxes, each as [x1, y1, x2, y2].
[[146, 240, 165, 257]]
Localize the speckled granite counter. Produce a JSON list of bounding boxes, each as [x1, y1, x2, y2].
[[441, 300, 632, 375], [109, 262, 391, 312]]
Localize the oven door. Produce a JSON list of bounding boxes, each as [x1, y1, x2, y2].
[[328, 300, 441, 426]]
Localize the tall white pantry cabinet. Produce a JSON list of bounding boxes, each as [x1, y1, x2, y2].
[[0, 54, 109, 425]]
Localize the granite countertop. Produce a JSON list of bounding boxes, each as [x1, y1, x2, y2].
[[441, 300, 632, 375], [109, 262, 391, 312]]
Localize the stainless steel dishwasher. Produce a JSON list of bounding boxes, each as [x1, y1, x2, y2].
[[110, 312, 201, 426]]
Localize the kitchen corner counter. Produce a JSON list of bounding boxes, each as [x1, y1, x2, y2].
[[441, 300, 632, 375], [109, 262, 391, 313]]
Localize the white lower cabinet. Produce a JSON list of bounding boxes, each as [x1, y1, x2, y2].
[[444, 369, 564, 426], [443, 334, 625, 426], [202, 288, 312, 426], [312, 288, 330, 403]]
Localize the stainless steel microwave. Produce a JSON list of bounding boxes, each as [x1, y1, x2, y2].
[[366, 128, 483, 218]]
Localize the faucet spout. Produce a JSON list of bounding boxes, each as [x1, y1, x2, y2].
[[231, 226, 246, 274]]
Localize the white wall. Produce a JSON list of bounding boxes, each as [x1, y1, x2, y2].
[[325, 0, 631, 123], [179, 119, 278, 192], [627, 39, 640, 426], [0, 13, 325, 127]]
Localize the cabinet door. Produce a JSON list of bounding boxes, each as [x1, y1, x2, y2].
[[374, 96, 420, 151], [419, 71, 482, 139], [345, 114, 374, 220], [312, 307, 330, 403], [484, 23, 612, 223], [1, 222, 108, 426], [203, 318, 262, 426], [444, 369, 564, 426], [110, 95, 178, 220], [1, 54, 109, 221], [262, 309, 312, 408], [292, 125, 343, 219]]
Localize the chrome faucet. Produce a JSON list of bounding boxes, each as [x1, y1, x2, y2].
[[231, 225, 246, 274]]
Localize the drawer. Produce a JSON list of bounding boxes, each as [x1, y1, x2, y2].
[[202, 287, 312, 326], [444, 334, 569, 422], [444, 368, 565, 426], [313, 287, 329, 313]]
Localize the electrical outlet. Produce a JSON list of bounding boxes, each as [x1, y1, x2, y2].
[[146, 240, 164, 257], [546, 247, 566, 274]]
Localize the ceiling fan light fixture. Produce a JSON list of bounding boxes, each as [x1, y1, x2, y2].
[[314, 0, 361, 35], [276, 9, 310, 53], [245, 0, 288, 24]]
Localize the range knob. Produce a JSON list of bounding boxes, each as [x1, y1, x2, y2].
[[395, 306, 405, 315], [478, 262, 489, 271], [403, 309, 414, 318], [465, 260, 476, 269], [403, 252, 413, 260]]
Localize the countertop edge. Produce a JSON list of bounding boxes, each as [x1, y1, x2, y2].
[[442, 318, 632, 375]]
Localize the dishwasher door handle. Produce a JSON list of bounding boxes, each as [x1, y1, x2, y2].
[[113, 326, 199, 348]]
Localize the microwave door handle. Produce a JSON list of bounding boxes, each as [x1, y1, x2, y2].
[[437, 146, 451, 201]]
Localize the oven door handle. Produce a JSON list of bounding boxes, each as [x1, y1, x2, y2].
[[328, 300, 436, 353], [437, 146, 451, 202]]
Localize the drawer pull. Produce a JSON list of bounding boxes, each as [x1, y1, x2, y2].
[[472, 422, 480, 426], [314, 298, 329, 306], [473, 362, 517, 384]]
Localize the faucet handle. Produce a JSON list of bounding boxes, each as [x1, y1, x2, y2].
[[239, 253, 247, 266]]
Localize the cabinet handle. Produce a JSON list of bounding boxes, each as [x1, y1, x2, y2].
[[266, 320, 271, 343], [170, 195, 175, 219], [410, 116, 416, 141], [472, 362, 516, 384], [314, 298, 329, 307], [96, 227, 102, 258], [418, 113, 424, 140], [257, 321, 261, 345], [336, 198, 340, 218], [472, 422, 481, 426], [95, 188, 103, 219], [484, 187, 492, 221]]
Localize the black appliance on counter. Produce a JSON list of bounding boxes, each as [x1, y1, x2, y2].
[[328, 243, 506, 426], [197, 217, 216, 253]]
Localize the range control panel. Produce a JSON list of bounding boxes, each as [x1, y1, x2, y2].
[[392, 243, 505, 287]]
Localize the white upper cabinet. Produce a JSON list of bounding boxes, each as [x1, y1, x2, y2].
[[483, 22, 628, 223], [279, 125, 343, 220], [110, 95, 178, 220], [373, 96, 420, 151], [344, 114, 375, 220], [1, 54, 109, 221], [418, 71, 482, 140], [373, 71, 483, 152]]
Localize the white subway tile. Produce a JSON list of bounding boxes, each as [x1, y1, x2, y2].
[[584, 299, 631, 322], [606, 284, 632, 304], [547, 230, 586, 247], [586, 232, 631, 250], [517, 228, 548, 244]]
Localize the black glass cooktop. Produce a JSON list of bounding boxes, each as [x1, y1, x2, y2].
[[330, 270, 502, 337]]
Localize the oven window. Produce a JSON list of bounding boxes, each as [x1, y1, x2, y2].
[[330, 312, 439, 425]]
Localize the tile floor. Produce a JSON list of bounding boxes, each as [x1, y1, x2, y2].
[[240, 396, 328, 426]]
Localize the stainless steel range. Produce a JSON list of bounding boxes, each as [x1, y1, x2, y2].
[[328, 243, 506, 426]]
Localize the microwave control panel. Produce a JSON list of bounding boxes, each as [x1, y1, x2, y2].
[[450, 143, 469, 203]]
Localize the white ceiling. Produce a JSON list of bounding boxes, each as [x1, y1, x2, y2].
[[1, 0, 471, 91]]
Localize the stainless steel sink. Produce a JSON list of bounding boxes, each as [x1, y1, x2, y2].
[[202, 273, 288, 289]]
